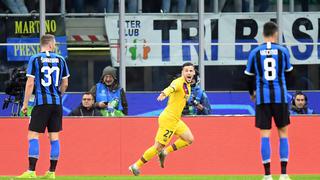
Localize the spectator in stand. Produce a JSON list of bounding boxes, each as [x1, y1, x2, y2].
[[45, 0, 61, 13], [126, 0, 138, 13], [97, 0, 138, 13], [210, 0, 269, 12], [162, 0, 186, 13], [2, 0, 28, 13], [143, 0, 162, 12], [188, 0, 248, 12], [186, 0, 197, 12], [290, 91, 316, 115], [65, 0, 84, 13], [298, 0, 309, 11], [218, 0, 243, 12], [69, 92, 102, 117], [254, 0, 269, 12], [90, 66, 128, 117]]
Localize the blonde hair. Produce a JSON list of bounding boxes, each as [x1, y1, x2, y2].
[[40, 34, 55, 47]]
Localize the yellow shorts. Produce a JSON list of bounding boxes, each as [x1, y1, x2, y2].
[[155, 113, 190, 145]]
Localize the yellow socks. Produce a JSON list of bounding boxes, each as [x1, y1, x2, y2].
[[134, 139, 190, 169], [135, 146, 159, 168], [165, 138, 189, 154]]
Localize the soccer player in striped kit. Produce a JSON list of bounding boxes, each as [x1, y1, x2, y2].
[[245, 21, 293, 180], [18, 34, 70, 179]]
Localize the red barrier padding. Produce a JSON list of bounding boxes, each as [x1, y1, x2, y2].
[[0, 116, 319, 175]]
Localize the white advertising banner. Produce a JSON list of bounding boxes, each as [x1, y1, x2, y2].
[[105, 13, 320, 66]]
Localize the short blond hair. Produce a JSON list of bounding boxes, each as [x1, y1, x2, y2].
[[40, 34, 55, 47]]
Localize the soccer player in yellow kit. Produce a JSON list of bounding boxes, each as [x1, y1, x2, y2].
[[129, 62, 196, 176]]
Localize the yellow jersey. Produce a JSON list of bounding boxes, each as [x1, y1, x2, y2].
[[161, 76, 191, 119]]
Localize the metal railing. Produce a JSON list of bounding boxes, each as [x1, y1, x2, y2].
[[0, 0, 306, 91]]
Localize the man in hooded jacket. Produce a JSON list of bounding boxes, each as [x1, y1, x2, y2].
[[90, 66, 128, 116]]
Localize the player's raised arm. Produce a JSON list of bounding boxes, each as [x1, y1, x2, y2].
[[157, 80, 178, 101], [157, 86, 174, 101]]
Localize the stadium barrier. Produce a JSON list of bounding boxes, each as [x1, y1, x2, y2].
[[0, 116, 319, 176], [2, 92, 320, 116]]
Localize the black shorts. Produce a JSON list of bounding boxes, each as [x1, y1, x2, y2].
[[255, 103, 290, 130], [29, 104, 63, 133]]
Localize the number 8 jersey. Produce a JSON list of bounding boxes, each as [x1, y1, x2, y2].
[[245, 42, 293, 105], [26, 51, 70, 105]]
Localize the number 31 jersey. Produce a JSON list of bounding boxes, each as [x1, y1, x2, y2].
[[26, 51, 70, 106], [245, 42, 293, 105]]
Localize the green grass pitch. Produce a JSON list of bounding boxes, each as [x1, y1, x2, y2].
[[1, 175, 320, 180]]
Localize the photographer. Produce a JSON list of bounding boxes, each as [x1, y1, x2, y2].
[[90, 66, 128, 117], [183, 73, 212, 115], [290, 91, 316, 115], [3, 65, 33, 116]]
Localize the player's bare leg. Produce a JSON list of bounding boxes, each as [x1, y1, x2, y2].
[[159, 129, 194, 168], [129, 141, 165, 176], [277, 126, 291, 180]]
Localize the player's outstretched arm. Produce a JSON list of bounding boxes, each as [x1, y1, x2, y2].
[[157, 78, 179, 102], [157, 92, 167, 101], [158, 83, 176, 101]]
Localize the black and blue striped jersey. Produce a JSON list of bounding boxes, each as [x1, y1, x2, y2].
[[245, 42, 293, 105], [26, 51, 70, 106]]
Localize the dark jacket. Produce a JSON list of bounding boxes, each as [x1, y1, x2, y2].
[[69, 104, 102, 117], [290, 106, 316, 115]]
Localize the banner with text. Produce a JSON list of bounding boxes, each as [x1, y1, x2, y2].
[[106, 13, 320, 66], [1, 16, 67, 62]]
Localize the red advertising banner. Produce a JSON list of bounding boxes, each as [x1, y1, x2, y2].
[[0, 116, 319, 176]]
